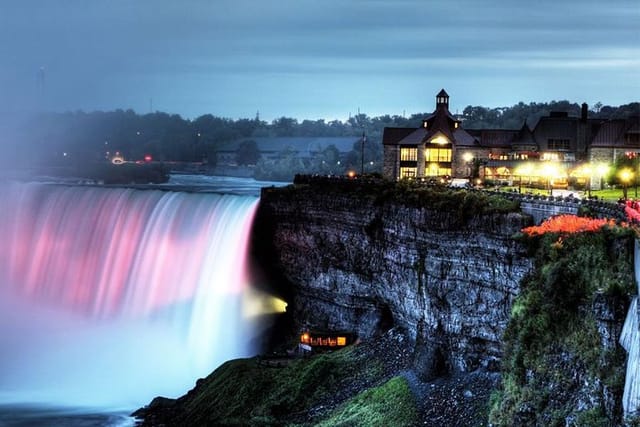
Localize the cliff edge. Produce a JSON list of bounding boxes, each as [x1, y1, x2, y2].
[[136, 178, 634, 426], [254, 179, 532, 379]]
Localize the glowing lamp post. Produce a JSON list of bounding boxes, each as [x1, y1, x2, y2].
[[620, 168, 634, 200], [637, 164, 640, 198], [541, 163, 559, 196], [583, 164, 593, 198], [515, 163, 534, 194], [596, 163, 609, 191]]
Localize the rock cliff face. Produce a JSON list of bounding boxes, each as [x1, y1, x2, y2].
[[135, 181, 634, 426], [254, 183, 534, 378]]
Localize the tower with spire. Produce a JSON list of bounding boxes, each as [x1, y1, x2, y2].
[[382, 89, 473, 179]]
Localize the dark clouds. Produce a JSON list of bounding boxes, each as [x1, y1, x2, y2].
[[0, 0, 638, 119]]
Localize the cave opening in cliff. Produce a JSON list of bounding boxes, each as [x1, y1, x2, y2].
[[377, 303, 394, 333]]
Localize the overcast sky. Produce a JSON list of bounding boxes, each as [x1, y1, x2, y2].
[[1, 0, 638, 121]]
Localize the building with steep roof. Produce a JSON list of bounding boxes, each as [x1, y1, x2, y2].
[[590, 119, 640, 164], [383, 89, 476, 179], [383, 89, 640, 187]]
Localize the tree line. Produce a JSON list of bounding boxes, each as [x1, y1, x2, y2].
[[6, 100, 638, 169]]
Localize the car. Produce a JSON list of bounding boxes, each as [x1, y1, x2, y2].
[[449, 178, 470, 188]]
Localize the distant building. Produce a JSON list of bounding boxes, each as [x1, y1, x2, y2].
[[383, 89, 640, 187], [216, 136, 360, 167]]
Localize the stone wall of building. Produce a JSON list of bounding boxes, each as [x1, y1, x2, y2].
[[590, 147, 616, 164], [452, 148, 489, 178], [383, 145, 398, 179]]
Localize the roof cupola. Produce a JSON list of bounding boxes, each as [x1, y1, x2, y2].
[[436, 89, 449, 109]]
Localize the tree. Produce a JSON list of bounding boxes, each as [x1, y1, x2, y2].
[[236, 140, 261, 166], [254, 147, 304, 181], [309, 144, 342, 174], [607, 153, 639, 199], [271, 117, 298, 136]]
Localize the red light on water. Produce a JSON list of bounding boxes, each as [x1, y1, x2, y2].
[[144, 155, 152, 162]]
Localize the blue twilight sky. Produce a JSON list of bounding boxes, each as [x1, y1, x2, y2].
[[0, 0, 638, 121]]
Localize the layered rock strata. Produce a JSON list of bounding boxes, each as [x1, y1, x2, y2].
[[255, 184, 533, 378]]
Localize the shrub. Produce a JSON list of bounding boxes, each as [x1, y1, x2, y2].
[[491, 224, 634, 425]]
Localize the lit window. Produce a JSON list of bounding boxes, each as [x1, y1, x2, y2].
[[425, 148, 451, 162], [425, 163, 451, 177], [496, 167, 511, 176], [400, 167, 417, 178], [400, 147, 418, 161]]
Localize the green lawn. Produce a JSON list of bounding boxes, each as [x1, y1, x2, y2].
[[591, 187, 640, 201], [491, 185, 632, 202]]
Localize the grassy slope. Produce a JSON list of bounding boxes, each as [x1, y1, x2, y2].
[[317, 376, 418, 427], [166, 345, 415, 426]]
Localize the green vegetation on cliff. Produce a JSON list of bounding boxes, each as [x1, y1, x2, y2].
[[137, 342, 417, 426], [185, 349, 379, 425], [286, 176, 520, 219], [490, 225, 635, 426], [317, 376, 417, 427]]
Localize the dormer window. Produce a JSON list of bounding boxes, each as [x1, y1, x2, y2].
[[422, 120, 428, 129], [454, 122, 459, 129]]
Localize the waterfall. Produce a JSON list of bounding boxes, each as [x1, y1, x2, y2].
[[620, 239, 640, 417], [0, 181, 260, 408]]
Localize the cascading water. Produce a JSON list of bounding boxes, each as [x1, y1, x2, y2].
[[620, 238, 640, 417], [0, 180, 262, 409]]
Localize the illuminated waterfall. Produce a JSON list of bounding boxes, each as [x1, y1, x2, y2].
[[0, 181, 259, 408], [620, 239, 640, 417]]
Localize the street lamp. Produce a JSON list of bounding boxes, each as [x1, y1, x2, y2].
[[515, 163, 534, 194], [541, 162, 559, 196], [620, 168, 634, 200], [636, 164, 639, 198], [596, 163, 609, 191], [583, 164, 593, 198]]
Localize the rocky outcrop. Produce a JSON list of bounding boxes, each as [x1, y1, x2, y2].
[[136, 180, 634, 426], [254, 182, 534, 378]]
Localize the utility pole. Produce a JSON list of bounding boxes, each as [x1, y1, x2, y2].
[[360, 131, 366, 176], [37, 67, 45, 110]]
